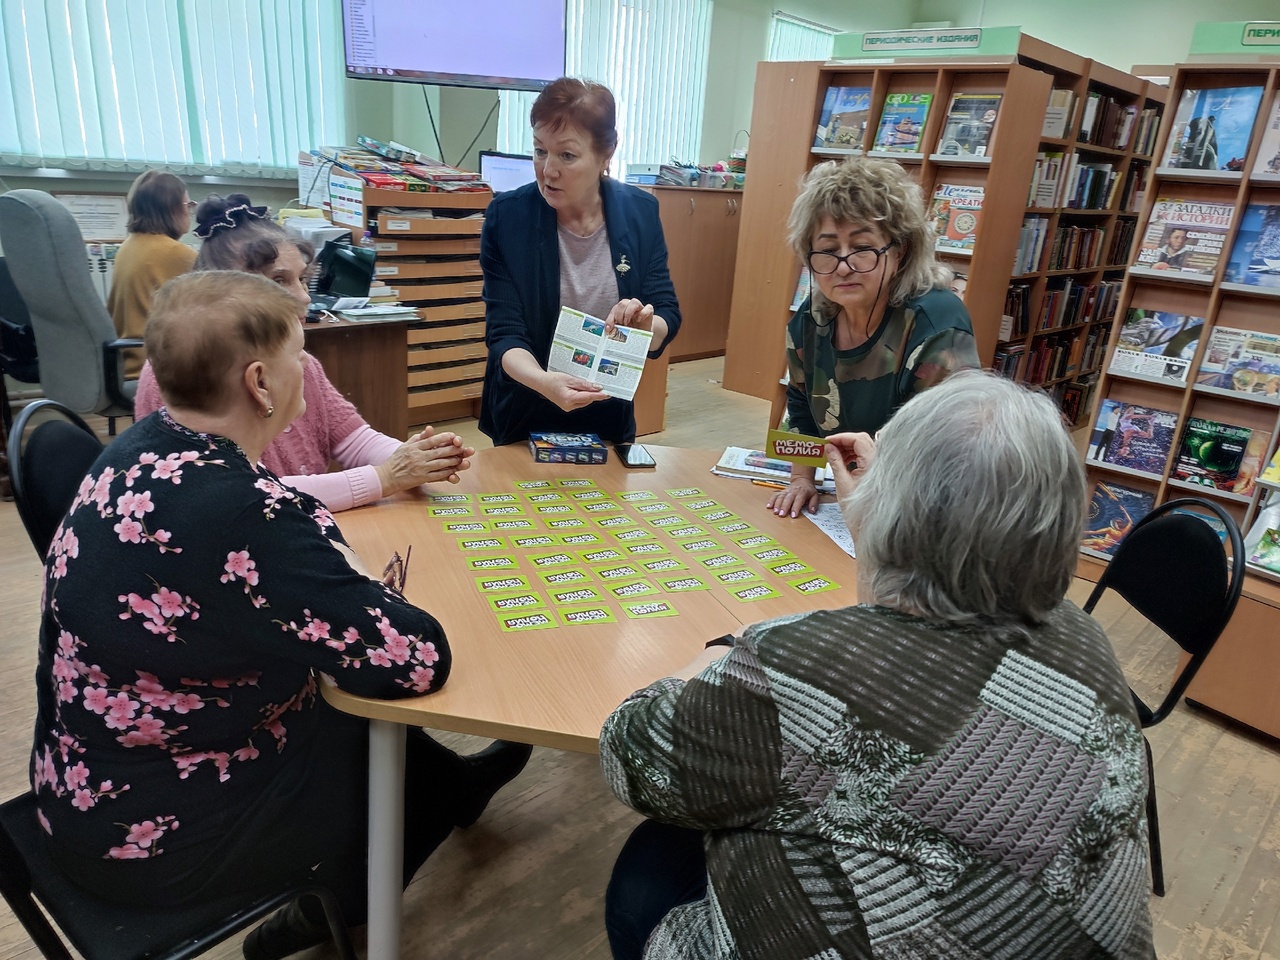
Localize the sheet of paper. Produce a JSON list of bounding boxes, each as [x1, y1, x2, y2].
[[547, 307, 653, 400], [804, 502, 856, 558]]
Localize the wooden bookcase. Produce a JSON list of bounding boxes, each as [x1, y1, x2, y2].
[[995, 61, 1166, 425], [1078, 62, 1280, 739], [722, 37, 1162, 416]]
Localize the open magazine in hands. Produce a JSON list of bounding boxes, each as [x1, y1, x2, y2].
[[547, 307, 653, 402]]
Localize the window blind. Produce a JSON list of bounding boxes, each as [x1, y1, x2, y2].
[[496, 0, 713, 179], [767, 13, 836, 62], [0, 0, 344, 178]]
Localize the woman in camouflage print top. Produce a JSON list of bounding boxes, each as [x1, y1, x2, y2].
[[769, 158, 980, 519]]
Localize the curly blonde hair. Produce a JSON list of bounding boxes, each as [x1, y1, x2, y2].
[[786, 158, 950, 310]]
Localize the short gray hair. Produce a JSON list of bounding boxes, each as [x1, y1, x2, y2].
[[787, 158, 951, 309], [843, 371, 1085, 626]]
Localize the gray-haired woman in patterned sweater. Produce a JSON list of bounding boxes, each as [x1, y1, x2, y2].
[[602, 370, 1153, 960]]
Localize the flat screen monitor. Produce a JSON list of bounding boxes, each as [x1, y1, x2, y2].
[[343, 0, 566, 92], [479, 151, 537, 193]]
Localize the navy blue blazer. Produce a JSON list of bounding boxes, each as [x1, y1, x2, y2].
[[478, 178, 681, 446]]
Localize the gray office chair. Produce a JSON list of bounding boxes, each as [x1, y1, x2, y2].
[[0, 190, 139, 434]]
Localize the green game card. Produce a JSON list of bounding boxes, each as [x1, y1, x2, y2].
[[728, 583, 783, 603], [680, 538, 723, 553], [511, 534, 560, 550], [558, 531, 604, 547], [734, 533, 779, 550], [714, 567, 763, 585], [570, 489, 608, 501], [767, 558, 815, 578], [698, 552, 746, 571], [473, 574, 533, 593], [515, 480, 553, 490], [457, 536, 509, 551], [467, 554, 519, 572], [526, 550, 578, 569], [640, 556, 688, 574], [429, 505, 474, 518], [490, 518, 538, 533], [578, 547, 626, 565], [525, 491, 567, 504], [429, 494, 471, 503], [559, 605, 618, 626], [667, 525, 708, 539], [537, 567, 593, 587], [648, 514, 686, 529], [594, 514, 637, 529], [682, 499, 718, 512], [695, 509, 737, 523], [481, 504, 527, 517], [715, 520, 756, 534], [548, 584, 607, 606], [556, 478, 597, 488], [487, 592, 548, 613], [443, 520, 490, 535], [608, 579, 660, 600], [621, 599, 680, 619], [545, 517, 589, 530], [536, 504, 575, 515], [752, 546, 797, 563], [478, 493, 519, 504], [497, 609, 558, 632], [666, 487, 705, 499], [618, 490, 658, 502], [624, 541, 670, 556], [787, 574, 841, 595], [582, 500, 623, 513], [656, 574, 711, 592], [635, 501, 676, 515], [595, 563, 644, 582], [612, 527, 655, 542]]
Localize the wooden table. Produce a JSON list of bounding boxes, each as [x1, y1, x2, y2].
[[304, 315, 411, 440], [323, 445, 858, 960]]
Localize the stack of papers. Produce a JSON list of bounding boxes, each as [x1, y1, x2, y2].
[[335, 305, 418, 322], [712, 447, 834, 491]]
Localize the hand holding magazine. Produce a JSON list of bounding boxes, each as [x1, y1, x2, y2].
[[547, 307, 653, 401]]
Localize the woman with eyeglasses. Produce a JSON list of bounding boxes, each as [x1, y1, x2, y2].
[[108, 171, 198, 379], [767, 158, 980, 518]]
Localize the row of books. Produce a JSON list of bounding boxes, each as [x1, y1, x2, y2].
[[1132, 199, 1280, 291], [1052, 374, 1099, 427], [1022, 333, 1077, 385], [1087, 399, 1272, 493], [1046, 225, 1105, 271], [991, 343, 1025, 379], [1038, 278, 1097, 331], [1014, 217, 1049, 274], [1108, 312, 1280, 399], [815, 87, 1002, 158], [1078, 92, 1140, 152], [1107, 219, 1138, 267], [1001, 278, 1121, 343], [1161, 85, 1280, 175]]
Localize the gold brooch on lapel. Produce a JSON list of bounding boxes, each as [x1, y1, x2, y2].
[[615, 255, 631, 274]]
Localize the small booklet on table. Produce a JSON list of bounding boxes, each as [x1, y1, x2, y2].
[[548, 307, 652, 401]]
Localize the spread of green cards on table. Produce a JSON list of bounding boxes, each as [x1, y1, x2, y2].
[[426, 478, 845, 632]]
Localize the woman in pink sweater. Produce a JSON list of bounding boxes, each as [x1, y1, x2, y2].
[[134, 195, 473, 511]]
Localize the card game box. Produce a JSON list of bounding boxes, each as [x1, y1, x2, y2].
[[529, 433, 609, 465]]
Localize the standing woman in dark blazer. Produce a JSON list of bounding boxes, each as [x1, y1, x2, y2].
[[479, 78, 681, 446]]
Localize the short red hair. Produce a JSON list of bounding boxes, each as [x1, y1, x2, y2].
[[530, 77, 618, 159]]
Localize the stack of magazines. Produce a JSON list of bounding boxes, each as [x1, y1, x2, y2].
[[712, 447, 833, 490]]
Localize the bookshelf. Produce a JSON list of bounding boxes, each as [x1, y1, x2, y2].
[[1079, 62, 1280, 739], [721, 35, 1162, 417], [995, 61, 1167, 426]]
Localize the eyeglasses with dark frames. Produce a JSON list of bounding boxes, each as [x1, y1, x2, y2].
[[807, 241, 895, 275], [382, 545, 412, 596]]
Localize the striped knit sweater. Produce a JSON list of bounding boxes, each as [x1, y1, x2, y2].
[[600, 601, 1153, 960]]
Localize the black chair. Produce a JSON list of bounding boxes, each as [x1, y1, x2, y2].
[[7, 399, 105, 558], [0, 256, 39, 435], [0, 792, 356, 960], [1082, 497, 1245, 897]]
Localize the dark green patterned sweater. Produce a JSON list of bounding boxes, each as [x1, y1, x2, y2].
[[600, 601, 1153, 960]]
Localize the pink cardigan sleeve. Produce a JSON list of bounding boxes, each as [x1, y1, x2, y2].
[[272, 426, 401, 512]]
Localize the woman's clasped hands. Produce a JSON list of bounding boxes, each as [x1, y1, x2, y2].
[[376, 426, 476, 494]]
